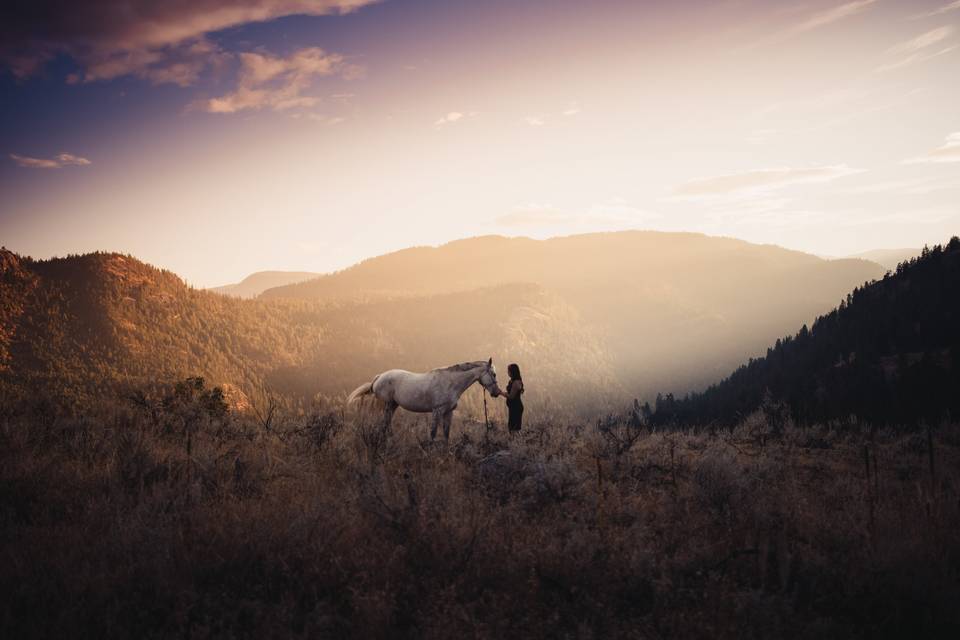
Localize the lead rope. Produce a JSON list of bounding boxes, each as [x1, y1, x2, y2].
[[482, 386, 490, 431]]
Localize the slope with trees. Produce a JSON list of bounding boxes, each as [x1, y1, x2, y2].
[[651, 237, 960, 427]]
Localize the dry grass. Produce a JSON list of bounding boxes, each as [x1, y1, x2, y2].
[[1, 390, 959, 639]]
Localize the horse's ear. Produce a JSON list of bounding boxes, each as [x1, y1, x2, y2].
[[487, 357, 493, 366]]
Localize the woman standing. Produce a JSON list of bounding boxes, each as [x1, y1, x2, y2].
[[504, 363, 524, 432]]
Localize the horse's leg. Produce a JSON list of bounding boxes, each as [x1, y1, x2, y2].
[[383, 401, 397, 431], [430, 408, 442, 440], [442, 409, 454, 440]]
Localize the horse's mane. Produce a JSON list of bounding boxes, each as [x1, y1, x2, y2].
[[434, 361, 487, 373]]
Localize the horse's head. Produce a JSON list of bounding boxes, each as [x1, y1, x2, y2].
[[478, 357, 501, 397]]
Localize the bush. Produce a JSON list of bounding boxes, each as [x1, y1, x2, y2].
[[1, 389, 959, 638]]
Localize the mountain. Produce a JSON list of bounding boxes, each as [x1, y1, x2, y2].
[[651, 238, 960, 427], [0, 249, 615, 414], [0, 250, 313, 404], [269, 283, 621, 415], [848, 248, 921, 272], [261, 232, 885, 398], [0, 232, 894, 416], [211, 271, 320, 298]]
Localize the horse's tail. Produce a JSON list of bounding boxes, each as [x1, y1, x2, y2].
[[347, 375, 379, 404]]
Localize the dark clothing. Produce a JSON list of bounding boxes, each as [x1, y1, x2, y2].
[[506, 379, 524, 431], [507, 399, 523, 431]]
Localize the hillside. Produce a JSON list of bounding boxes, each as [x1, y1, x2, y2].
[[261, 232, 885, 397], [0, 250, 314, 404], [848, 248, 921, 271], [211, 270, 320, 299], [0, 250, 614, 413], [652, 237, 960, 427], [0, 233, 899, 417], [273, 283, 621, 415]]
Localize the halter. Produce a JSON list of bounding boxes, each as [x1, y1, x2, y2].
[[480, 365, 501, 392], [477, 365, 495, 430]]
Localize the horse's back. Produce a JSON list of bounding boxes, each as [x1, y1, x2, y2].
[[375, 369, 418, 384], [373, 369, 435, 412], [372, 369, 421, 395]]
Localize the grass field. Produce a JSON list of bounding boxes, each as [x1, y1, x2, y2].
[[2, 385, 958, 638]]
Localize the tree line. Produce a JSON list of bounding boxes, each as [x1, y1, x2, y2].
[[650, 237, 960, 428]]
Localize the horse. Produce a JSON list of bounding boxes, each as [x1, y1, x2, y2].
[[347, 358, 502, 440]]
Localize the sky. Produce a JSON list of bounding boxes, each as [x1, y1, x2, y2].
[[1, 0, 959, 287]]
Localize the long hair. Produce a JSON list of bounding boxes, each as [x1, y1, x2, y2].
[[507, 363, 521, 381]]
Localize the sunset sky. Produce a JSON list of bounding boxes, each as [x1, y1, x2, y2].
[[2, 0, 959, 287]]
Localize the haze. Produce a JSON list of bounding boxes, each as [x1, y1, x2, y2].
[[2, 0, 959, 287]]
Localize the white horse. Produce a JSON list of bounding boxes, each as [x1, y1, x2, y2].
[[347, 358, 502, 440]]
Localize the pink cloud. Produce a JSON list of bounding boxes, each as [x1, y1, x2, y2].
[[203, 48, 357, 114], [10, 152, 91, 169], [0, 1, 377, 84]]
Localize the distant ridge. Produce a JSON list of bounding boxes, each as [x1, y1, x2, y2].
[[212, 271, 320, 299], [847, 248, 921, 272], [259, 231, 885, 397]]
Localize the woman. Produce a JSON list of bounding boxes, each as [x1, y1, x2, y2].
[[504, 363, 524, 432]]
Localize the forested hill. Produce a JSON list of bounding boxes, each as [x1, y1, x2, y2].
[[0, 249, 315, 404], [0, 249, 619, 413], [651, 237, 960, 428]]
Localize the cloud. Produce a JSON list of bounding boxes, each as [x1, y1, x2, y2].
[[791, 0, 878, 34], [840, 176, 958, 195], [302, 113, 345, 125], [839, 208, 959, 227], [673, 165, 865, 198], [202, 47, 356, 113], [890, 26, 954, 54], [434, 111, 478, 126], [875, 45, 956, 72], [434, 111, 464, 126], [913, 1, 960, 19], [10, 152, 91, 169], [903, 132, 960, 164], [876, 26, 956, 72], [61, 37, 231, 86], [704, 197, 792, 222], [524, 103, 582, 125], [746, 1, 878, 50], [0, 1, 375, 83]]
